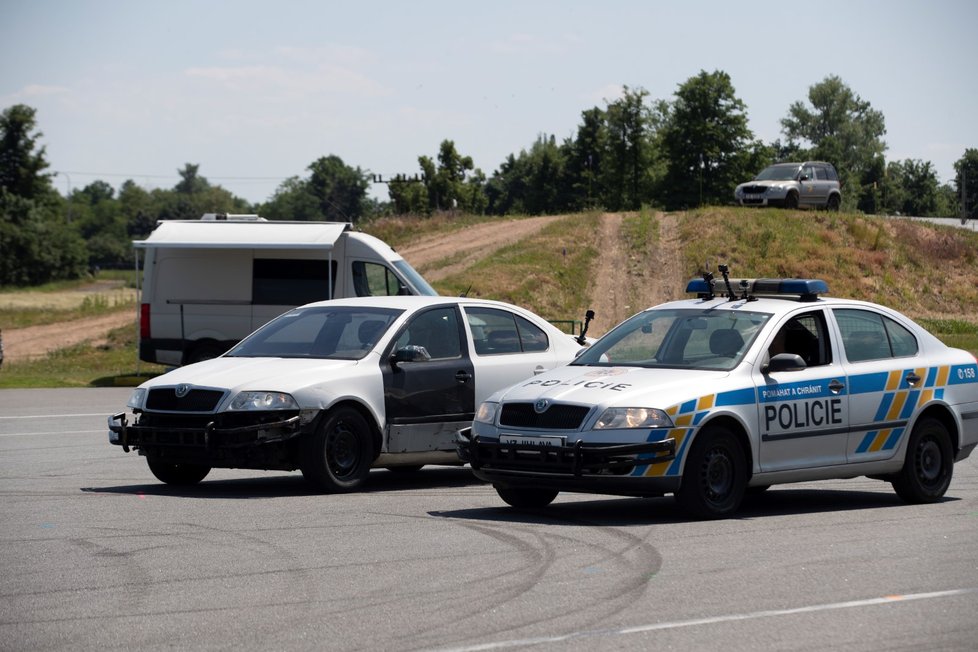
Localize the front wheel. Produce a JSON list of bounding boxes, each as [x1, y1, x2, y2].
[[495, 485, 558, 509], [784, 192, 799, 210], [147, 458, 210, 485], [675, 426, 747, 519], [891, 417, 953, 503], [300, 407, 374, 493]]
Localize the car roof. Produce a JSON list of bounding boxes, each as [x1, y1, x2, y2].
[[297, 294, 544, 315]]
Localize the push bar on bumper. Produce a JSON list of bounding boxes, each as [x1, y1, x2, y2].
[[455, 427, 676, 477], [108, 412, 302, 453]]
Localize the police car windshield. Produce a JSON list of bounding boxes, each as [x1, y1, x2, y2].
[[572, 308, 770, 371], [226, 306, 403, 360]]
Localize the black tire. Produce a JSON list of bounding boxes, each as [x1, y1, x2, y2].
[[891, 417, 953, 503], [676, 426, 747, 519], [784, 192, 799, 209], [495, 485, 558, 509], [146, 458, 210, 485], [826, 194, 841, 211], [300, 407, 373, 492]]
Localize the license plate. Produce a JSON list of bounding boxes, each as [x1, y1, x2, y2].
[[745, 193, 762, 200], [500, 434, 564, 447]]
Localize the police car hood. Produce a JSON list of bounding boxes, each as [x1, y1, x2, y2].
[[493, 364, 731, 407], [139, 356, 363, 394]]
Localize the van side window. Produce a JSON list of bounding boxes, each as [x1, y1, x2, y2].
[[253, 259, 336, 305], [352, 261, 408, 297], [835, 308, 919, 362]]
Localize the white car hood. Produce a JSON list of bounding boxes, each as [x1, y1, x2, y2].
[[493, 364, 732, 409], [140, 356, 364, 394]]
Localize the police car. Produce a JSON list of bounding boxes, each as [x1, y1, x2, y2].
[[108, 296, 589, 491], [457, 267, 978, 518]]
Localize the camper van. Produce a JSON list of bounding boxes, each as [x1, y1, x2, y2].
[[135, 214, 437, 366]]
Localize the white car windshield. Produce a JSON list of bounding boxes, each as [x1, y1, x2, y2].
[[573, 308, 771, 371], [227, 306, 404, 360]]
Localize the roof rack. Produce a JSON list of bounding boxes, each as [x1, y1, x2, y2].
[[686, 277, 828, 302]]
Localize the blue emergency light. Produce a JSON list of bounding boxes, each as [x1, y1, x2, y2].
[[685, 277, 829, 301]]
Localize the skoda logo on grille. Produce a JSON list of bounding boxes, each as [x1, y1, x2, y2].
[[174, 384, 192, 398], [533, 398, 550, 414]]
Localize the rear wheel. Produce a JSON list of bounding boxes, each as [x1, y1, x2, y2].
[[676, 426, 747, 519], [495, 485, 558, 509], [301, 407, 374, 492], [891, 417, 953, 503], [185, 342, 225, 365], [146, 458, 210, 485]]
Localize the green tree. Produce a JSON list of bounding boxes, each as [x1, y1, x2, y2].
[[0, 104, 55, 201], [660, 70, 754, 210], [602, 86, 657, 211], [781, 76, 887, 212], [261, 175, 322, 221], [954, 148, 978, 220], [307, 155, 369, 222], [563, 107, 607, 211], [883, 159, 941, 217]]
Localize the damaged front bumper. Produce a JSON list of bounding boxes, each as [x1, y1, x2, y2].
[[108, 411, 306, 469], [455, 427, 680, 497]]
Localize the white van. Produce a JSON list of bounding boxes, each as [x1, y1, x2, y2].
[[135, 214, 437, 366]]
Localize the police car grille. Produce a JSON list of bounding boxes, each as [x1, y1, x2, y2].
[[743, 184, 766, 193], [146, 388, 224, 412], [499, 403, 590, 430]]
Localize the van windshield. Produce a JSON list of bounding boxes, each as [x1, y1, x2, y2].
[[394, 259, 438, 296], [572, 308, 770, 371], [226, 306, 403, 360]]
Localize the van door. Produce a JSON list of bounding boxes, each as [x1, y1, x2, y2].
[[381, 306, 475, 453]]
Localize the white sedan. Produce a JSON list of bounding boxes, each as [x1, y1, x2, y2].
[[109, 296, 589, 491], [459, 268, 978, 518]]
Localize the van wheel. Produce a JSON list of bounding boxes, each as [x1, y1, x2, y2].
[[784, 192, 799, 209], [147, 458, 210, 485], [495, 485, 558, 508], [826, 194, 841, 211], [891, 417, 953, 503], [300, 407, 373, 492], [676, 426, 746, 519], [185, 343, 225, 365]]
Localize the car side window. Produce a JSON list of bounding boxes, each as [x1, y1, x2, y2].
[[835, 309, 918, 362], [464, 307, 550, 355], [768, 311, 831, 367], [801, 166, 815, 181], [814, 166, 827, 181], [396, 307, 462, 359]]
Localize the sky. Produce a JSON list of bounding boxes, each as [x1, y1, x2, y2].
[[2, 0, 976, 205]]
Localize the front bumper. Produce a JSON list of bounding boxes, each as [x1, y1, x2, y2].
[[108, 411, 306, 470], [455, 428, 680, 497]]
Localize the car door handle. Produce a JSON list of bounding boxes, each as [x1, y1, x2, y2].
[[455, 370, 472, 383], [905, 372, 921, 387], [828, 379, 845, 394]]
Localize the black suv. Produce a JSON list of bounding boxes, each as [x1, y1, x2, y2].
[[734, 161, 841, 210]]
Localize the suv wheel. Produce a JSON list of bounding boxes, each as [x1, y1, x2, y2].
[[784, 192, 799, 210], [826, 194, 841, 211]]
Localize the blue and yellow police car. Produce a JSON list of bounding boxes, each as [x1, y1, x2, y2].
[[457, 266, 978, 518]]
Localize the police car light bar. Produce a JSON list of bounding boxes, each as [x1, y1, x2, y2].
[[686, 277, 829, 301]]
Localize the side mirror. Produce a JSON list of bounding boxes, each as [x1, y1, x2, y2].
[[390, 345, 431, 366], [764, 353, 807, 373]]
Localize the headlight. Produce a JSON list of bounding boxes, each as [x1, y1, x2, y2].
[[475, 401, 499, 424], [127, 388, 147, 410], [765, 185, 783, 193], [594, 407, 673, 430], [227, 392, 298, 411]]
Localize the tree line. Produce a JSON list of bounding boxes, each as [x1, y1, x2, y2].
[[2, 71, 976, 286]]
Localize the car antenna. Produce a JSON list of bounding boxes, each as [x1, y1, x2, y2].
[[460, 284, 472, 297], [576, 310, 595, 345]]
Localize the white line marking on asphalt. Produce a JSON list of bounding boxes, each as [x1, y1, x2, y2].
[[436, 588, 978, 652]]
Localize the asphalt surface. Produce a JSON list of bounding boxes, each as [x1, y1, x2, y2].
[[2, 388, 977, 651]]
